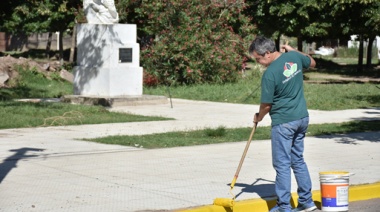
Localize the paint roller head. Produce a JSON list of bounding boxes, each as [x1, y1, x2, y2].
[[213, 198, 235, 207]]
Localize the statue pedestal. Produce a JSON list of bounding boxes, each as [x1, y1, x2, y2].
[[74, 23, 143, 96]]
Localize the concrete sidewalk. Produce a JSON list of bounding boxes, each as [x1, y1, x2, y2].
[[0, 99, 379, 211]]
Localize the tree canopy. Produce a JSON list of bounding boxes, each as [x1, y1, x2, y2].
[[0, 0, 81, 63], [1, 0, 379, 80], [0, 0, 80, 34], [246, 0, 380, 70]]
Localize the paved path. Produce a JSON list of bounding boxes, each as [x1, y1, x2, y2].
[[0, 99, 379, 211]]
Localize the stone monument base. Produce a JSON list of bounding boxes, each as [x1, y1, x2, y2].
[[74, 23, 143, 97], [62, 95, 168, 107], [73, 66, 143, 96]]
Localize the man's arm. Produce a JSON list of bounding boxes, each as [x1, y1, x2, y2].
[[254, 103, 272, 123], [281, 44, 316, 68]]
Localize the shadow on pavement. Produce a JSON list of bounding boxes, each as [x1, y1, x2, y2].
[[0, 147, 44, 183], [233, 178, 276, 205], [317, 132, 380, 144]]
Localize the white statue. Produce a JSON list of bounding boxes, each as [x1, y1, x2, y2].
[[83, 0, 119, 24]]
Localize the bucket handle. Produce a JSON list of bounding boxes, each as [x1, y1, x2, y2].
[[321, 173, 355, 181]]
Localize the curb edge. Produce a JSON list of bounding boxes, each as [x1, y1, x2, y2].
[[178, 182, 380, 212]]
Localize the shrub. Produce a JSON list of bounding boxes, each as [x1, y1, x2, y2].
[[204, 126, 226, 137], [135, 0, 256, 86]]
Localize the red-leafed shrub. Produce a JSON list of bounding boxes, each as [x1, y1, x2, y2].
[[131, 0, 255, 86], [143, 71, 159, 86]]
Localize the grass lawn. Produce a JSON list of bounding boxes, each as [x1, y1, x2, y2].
[[1, 56, 379, 148], [0, 64, 172, 129], [86, 120, 380, 149], [0, 101, 171, 129], [92, 57, 380, 148]]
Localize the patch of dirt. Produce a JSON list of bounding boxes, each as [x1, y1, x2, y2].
[[0, 55, 73, 87]]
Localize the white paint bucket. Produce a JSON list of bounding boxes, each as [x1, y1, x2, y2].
[[319, 171, 352, 212]]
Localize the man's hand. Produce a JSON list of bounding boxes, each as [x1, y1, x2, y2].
[[280, 44, 316, 68], [253, 113, 260, 123], [280, 44, 295, 53], [254, 103, 272, 124]]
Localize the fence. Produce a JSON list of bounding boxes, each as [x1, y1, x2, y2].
[[0, 32, 72, 52]]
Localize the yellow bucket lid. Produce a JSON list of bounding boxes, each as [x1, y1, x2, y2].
[[319, 171, 349, 175]]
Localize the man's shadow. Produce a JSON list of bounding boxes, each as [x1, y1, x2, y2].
[[233, 178, 276, 199], [229, 178, 320, 210], [226, 178, 295, 210], [0, 147, 44, 183]]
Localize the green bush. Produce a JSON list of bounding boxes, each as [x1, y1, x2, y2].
[[204, 126, 227, 137], [136, 0, 255, 86]]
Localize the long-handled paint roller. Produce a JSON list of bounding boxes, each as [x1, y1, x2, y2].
[[213, 122, 258, 207]]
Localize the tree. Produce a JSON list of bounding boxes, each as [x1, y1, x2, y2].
[[245, 0, 329, 51], [327, 0, 380, 71], [361, 3, 380, 68], [246, 0, 380, 71]]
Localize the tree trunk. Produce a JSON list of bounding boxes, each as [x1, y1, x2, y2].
[[69, 24, 77, 63], [59, 30, 64, 66], [46, 32, 53, 59], [366, 36, 375, 68], [275, 34, 281, 51], [297, 35, 303, 52], [357, 34, 364, 72]]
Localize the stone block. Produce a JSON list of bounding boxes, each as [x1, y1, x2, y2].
[[74, 23, 143, 96]]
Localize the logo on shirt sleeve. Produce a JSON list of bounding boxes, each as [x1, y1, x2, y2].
[[283, 62, 297, 78]]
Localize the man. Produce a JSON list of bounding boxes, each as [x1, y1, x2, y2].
[[249, 36, 317, 212]]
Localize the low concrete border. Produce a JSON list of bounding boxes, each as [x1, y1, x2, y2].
[[177, 182, 380, 212], [62, 94, 168, 106]]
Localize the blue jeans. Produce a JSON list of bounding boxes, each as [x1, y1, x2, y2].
[[271, 116, 313, 210]]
